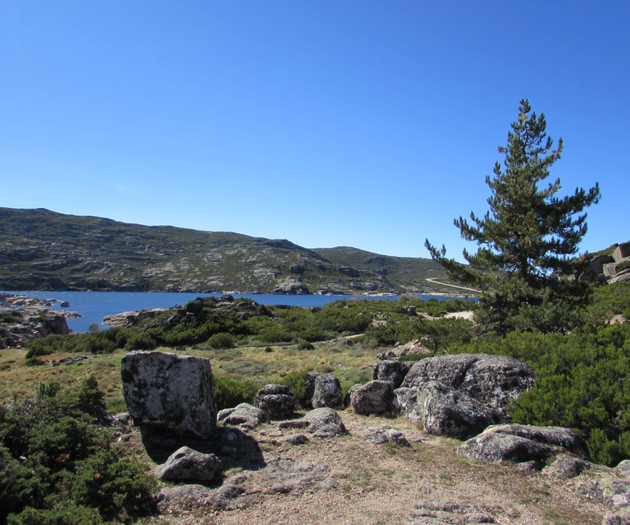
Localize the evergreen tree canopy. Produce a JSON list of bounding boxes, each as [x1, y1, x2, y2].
[[426, 99, 600, 334]]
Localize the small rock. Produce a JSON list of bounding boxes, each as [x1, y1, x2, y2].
[[218, 403, 270, 428], [254, 384, 296, 420], [357, 425, 410, 446], [154, 446, 223, 483], [302, 407, 348, 438], [602, 505, 630, 525]]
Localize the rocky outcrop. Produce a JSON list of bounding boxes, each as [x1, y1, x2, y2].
[[457, 424, 589, 469], [393, 354, 533, 439], [581, 242, 630, 283], [271, 278, 310, 295], [154, 446, 223, 483], [121, 351, 218, 440], [0, 306, 71, 348], [103, 308, 166, 327], [254, 385, 296, 420]]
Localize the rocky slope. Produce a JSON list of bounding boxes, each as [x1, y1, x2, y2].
[[0, 208, 445, 294]]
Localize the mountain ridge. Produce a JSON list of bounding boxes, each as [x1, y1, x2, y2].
[[0, 207, 447, 294]]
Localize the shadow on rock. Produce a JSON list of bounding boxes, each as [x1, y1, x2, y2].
[[140, 424, 266, 473]]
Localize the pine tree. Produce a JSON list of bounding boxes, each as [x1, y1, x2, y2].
[[426, 99, 600, 334]]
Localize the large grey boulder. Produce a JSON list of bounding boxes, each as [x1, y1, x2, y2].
[[349, 380, 394, 416], [121, 351, 217, 440], [372, 360, 410, 388], [254, 384, 296, 420], [393, 354, 533, 439], [154, 446, 223, 483], [413, 381, 501, 439], [310, 374, 344, 409], [457, 424, 588, 468], [400, 353, 534, 419]]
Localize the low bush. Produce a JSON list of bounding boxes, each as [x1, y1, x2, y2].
[[0, 377, 156, 523], [448, 322, 630, 466], [280, 370, 311, 406], [213, 376, 259, 410], [208, 332, 235, 349]]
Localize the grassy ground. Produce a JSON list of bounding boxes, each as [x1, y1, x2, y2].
[[0, 335, 383, 410]]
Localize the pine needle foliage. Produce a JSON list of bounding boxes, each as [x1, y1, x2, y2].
[[426, 99, 600, 334]]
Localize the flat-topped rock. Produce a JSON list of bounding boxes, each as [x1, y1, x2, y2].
[[121, 351, 218, 440]]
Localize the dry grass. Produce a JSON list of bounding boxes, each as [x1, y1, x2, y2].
[[0, 336, 379, 408]]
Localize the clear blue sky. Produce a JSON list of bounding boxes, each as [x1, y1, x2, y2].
[[1, 1, 628, 260]]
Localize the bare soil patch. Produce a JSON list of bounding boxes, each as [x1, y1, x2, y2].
[[144, 412, 609, 525]]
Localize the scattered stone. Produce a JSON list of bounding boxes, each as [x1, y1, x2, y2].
[[218, 403, 270, 429], [52, 355, 89, 366], [574, 477, 630, 508], [357, 425, 410, 446], [154, 446, 223, 483], [410, 499, 496, 524], [208, 484, 247, 509], [121, 351, 218, 440], [254, 384, 296, 420], [349, 380, 394, 416], [262, 457, 330, 493], [297, 407, 348, 438], [282, 433, 309, 445], [157, 484, 213, 512], [602, 505, 630, 525], [543, 454, 596, 479]]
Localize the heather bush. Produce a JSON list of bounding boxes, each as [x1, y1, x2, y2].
[[0, 377, 156, 523]]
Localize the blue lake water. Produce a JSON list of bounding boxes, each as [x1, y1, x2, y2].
[[2, 290, 468, 333]]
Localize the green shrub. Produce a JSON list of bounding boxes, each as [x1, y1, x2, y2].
[[449, 323, 630, 466], [280, 370, 311, 406], [0, 381, 156, 522], [257, 326, 293, 343], [68, 447, 156, 522], [297, 341, 315, 351], [213, 377, 259, 410], [208, 332, 235, 349], [7, 502, 103, 525]]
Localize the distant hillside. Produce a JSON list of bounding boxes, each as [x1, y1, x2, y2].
[[0, 208, 447, 294], [313, 246, 448, 293]]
